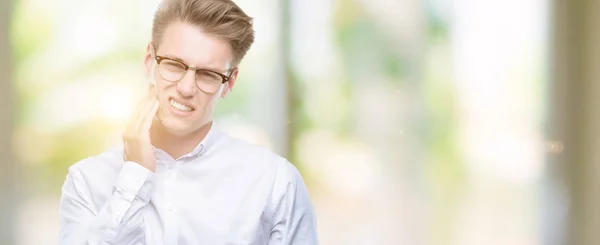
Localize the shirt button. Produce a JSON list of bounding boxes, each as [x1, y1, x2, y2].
[[168, 205, 175, 212]]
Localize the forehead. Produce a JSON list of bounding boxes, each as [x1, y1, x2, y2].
[[157, 22, 233, 71]]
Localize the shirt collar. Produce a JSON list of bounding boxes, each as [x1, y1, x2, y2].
[[176, 121, 223, 160], [191, 121, 222, 156], [150, 121, 224, 163]]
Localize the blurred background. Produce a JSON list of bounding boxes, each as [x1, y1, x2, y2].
[[1, 0, 599, 244]]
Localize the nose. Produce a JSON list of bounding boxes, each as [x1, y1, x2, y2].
[[176, 70, 198, 97]]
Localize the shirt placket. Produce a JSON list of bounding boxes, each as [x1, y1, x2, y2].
[[164, 161, 179, 245]]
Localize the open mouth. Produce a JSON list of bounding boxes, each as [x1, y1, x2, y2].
[[169, 98, 195, 112]]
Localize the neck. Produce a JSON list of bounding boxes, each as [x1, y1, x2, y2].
[[150, 121, 212, 160]]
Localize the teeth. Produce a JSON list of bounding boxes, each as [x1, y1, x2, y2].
[[169, 99, 193, 112]]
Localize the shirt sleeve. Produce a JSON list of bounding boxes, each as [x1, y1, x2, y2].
[[268, 160, 319, 245], [59, 161, 155, 245]]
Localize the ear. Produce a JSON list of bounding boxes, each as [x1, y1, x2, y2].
[[221, 67, 238, 98], [143, 42, 155, 78]]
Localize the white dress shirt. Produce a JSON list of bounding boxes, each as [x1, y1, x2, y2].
[[59, 123, 318, 245]]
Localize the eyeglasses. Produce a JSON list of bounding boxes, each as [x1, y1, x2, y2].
[[152, 46, 233, 93]]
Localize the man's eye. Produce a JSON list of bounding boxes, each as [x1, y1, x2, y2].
[[197, 71, 220, 82], [162, 60, 185, 71]]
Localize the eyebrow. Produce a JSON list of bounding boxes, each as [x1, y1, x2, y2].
[[161, 53, 230, 74]]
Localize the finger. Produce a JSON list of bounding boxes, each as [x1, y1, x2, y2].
[[129, 96, 158, 131], [128, 91, 154, 120], [124, 85, 158, 133], [148, 84, 156, 98], [139, 99, 159, 132], [125, 101, 144, 133]]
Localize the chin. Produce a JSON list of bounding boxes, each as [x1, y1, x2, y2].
[[162, 120, 191, 136], [158, 117, 193, 136], [158, 113, 210, 137]]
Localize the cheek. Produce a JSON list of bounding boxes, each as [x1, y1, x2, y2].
[[200, 93, 220, 110], [156, 83, 174, 113], [192, 93, 220, 118], [156, 79, 175, 100]]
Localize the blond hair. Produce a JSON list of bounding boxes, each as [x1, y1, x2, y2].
[[152, 0, 255, 66]]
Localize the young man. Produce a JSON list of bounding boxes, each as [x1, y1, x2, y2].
[[59, 0, 318, 244]]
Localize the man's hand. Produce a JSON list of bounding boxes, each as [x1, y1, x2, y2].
[[122, 86, 159, 172]]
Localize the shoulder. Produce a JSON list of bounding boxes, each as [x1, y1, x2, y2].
[[217, 133, 303, 183], [66, 146, 124, 181], [219, 134, 314, 208], [61, 147, 126, 209]]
